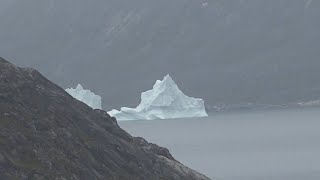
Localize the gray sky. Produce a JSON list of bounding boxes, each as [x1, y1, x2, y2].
[[0, 0, 320, 110]]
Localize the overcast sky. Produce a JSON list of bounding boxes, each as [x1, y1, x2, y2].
[[0, 0, 320, 110]]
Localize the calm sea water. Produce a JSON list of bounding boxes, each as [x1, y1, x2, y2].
[[119, 107, 320, 180]]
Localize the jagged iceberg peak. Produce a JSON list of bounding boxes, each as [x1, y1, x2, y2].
[[138, 74, 187, 110], [150, 74, 177, 93], [158, 74, 177, 88], [65, 84, 102, 110], [109, 75, 208, 121], [76, 84, 84, 90]]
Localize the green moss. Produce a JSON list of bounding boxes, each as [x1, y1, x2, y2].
[[5, 153, 41, 170], [0, 116, 12, 127], [0, 136, 5, 145]]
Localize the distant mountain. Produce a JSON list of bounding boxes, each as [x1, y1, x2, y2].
[[0, 58, 210, 179], [0, 0, 319, 110]]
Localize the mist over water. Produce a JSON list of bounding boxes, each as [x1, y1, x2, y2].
[[119, 107, 320, 180]]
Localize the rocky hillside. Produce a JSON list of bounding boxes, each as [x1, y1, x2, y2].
[[0, 58, 210, 180]]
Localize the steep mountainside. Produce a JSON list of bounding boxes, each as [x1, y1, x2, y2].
[[0, 58, 210, 180], [0, 0, 319, 110]]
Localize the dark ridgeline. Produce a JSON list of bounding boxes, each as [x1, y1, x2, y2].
[[0, 0, 320, 110], [0, 58, 210, 180]]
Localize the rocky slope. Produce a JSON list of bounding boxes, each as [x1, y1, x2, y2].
[[0, 58, 210, 180]]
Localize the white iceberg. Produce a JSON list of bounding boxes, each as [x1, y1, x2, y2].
[[108, 75, 208, 120], [66, 84, 102, 110]]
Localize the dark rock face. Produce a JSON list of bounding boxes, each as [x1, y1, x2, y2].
[[0, 58, 210, 180]]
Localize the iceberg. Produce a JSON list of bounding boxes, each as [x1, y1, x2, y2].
[[65, 84, 102, 110], [108, 75, 208, 120]]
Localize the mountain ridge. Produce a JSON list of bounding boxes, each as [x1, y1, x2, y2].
[[0, 57, 210, 180]]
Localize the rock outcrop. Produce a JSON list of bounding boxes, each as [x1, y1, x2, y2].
[[0, 57, 210, 180]]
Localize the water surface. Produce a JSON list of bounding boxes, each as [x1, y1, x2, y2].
[[119, 108, 320, 180]]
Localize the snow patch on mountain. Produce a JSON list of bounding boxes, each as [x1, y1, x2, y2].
[[297, 99, 320, 107]]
